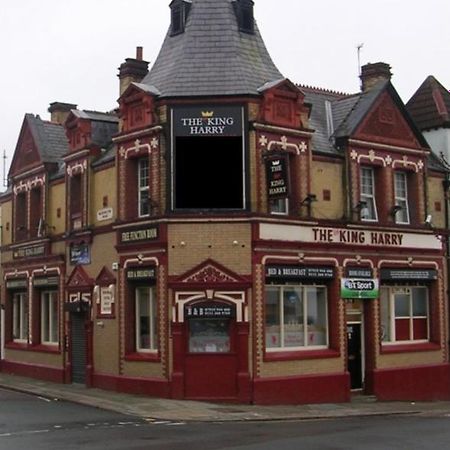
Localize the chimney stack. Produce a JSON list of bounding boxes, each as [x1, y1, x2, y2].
[[48, 102, 77, 125], [118, 47, 149, 96], [360, 62, 392, 91]]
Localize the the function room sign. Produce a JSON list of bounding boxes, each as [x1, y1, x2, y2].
[[172, 105, 243, 136]]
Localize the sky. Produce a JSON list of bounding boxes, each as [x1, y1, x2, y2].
[[0, 0, 449, 179]]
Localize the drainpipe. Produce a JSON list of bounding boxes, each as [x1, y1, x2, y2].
[[443, 174, 450, 349]]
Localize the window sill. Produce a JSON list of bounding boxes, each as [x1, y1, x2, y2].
[[5, 342, 28, 351], [264, 348, 340, 362], [125, 352, 160, 362], [32, 344, 61, 354], [381, 342, 440, 354]]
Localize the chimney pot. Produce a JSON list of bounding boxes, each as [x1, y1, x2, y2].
[[136, 46, 143, 61]]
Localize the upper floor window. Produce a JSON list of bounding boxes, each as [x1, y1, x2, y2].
[[170, 0, 191, 35], [15, 192, 27, 241], [70, 174, 83, 230], [360, 167, 378, 221], [380, 286, 428, 343], [394, 171, 410, 224], [269, 198, 288, 215], [234, 0, 255, 33], [138, 158, 150, 217]]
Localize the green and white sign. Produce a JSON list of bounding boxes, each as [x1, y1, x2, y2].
[[341, 278, 379, 299]]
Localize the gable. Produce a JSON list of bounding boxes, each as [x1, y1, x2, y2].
[[95, 266, 116, 286], [66, 265, 94, 290], [355, 91, 422, 149], [9, 117, 42, 177], [177, 259, 247, 284]]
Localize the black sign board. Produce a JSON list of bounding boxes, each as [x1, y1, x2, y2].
[[120, 226, 158, 244], [126, 267, 157, 281], [13, 245, 45, 259], [380, 269, 438, 281], [173, 105, 243, 137], [345, 267, 373, 279], [33, 276, 59, 287], [266, 156, 289, 199], [185, 303, 235, 319], [266, 265, 334, 280], [70, 242, 90, 265], [6, 279, 28, 289]]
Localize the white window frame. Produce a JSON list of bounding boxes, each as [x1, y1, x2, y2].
[[138, 158, 150, 218], [394, 171, 410, 224], [135, 286, 157, 352], [380, 286, 429, 344], [269, 198, 289, 216], [265, 284, 329, 351], [12, 292, 28, 343], [41, 290, 58, 345], [360, 167, 378, 222]]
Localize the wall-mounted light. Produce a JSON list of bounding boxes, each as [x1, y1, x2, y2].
[[300, 194, 317, 206], [390, 204, 403, 218]]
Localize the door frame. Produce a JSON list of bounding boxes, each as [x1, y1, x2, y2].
[[346, 317, 365, 391]]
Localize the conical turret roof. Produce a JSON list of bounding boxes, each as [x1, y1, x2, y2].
[[142, 0, 284, 98]]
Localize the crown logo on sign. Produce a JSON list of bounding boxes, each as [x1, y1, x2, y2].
[[201, 111, 214, 118], [272, 160, 281, 166]]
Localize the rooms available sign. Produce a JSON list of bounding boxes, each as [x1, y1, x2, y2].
[[172, 105, 243, 136]]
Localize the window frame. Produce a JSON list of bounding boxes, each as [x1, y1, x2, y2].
[[12, 292, 28, 343], [138, 157, 150, 218], [380, 285, 429, 344], [269, 198, 289, 216], [41, 290, 59, 346], [394, 171, 410, 224], [265, 284, 329, 352], [360, 166, 378, 222], [134, 285, 158, 353]]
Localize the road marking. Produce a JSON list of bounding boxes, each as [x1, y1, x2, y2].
[[37, 396, 52, 402], [0, 429, 50, 438]]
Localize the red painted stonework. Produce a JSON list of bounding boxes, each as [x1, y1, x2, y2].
[[2, 360, 65, 383], [253, 372, 350, 405], [371, 364, 450, 401]]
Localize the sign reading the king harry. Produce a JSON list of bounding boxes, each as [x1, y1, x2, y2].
[[173, 105, 243, 136], [266, 156, 289, 198]]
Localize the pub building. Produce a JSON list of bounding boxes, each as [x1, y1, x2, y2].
[[1, 0, 449, 404]]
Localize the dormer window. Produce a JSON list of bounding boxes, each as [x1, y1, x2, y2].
[[170, 0, 192, 36], [234, 0, 255, 34]]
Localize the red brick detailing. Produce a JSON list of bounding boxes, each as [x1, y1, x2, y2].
[[1, 360, 65, 383]]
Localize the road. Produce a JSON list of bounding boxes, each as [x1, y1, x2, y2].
[[0, 388, 449, 449]]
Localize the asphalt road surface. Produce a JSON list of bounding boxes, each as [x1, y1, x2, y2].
[[1, 388, 450, 449]]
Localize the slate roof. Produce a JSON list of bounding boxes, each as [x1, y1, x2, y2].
[[70, 109, 119, 148], [142, 0, 283, 97], [406, 75, 450, 131], [26, 114, 69, 163]]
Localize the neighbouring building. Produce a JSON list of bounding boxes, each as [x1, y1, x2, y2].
[[1, 0, 449, 404]]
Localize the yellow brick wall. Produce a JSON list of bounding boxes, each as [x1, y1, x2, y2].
[[4, 349, 63, 367], [311, 159, 345, 220], [259, 357, 344, 378], [91, 166, 117, 227], [378, 351, 443, 369], [0, 200, 12, 246], [122, 362, 165, 378], [168, 223, 252, 276], [93, 319, 119, 375], [48, 183, 65, 235], [427, 174, 446, 229]]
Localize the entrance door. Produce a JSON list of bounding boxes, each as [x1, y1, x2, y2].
[[184, 315, 238, 400], [70, 312, 87, 384], [347, 323, 362, 390]]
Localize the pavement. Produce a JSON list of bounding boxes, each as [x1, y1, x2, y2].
[[1, 372, 450, 423]]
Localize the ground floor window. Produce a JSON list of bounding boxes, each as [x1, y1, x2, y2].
[[135, 286, 157, 352], [41, 290, 58, 345], [265, 285, 328, 350], [380, 286, 429, 343], [12, 292, 28, 342]]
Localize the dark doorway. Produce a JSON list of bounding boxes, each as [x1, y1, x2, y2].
[[347, 323, 362, 390], [175, 136, 244, 210], [70, 312, 87, 384]]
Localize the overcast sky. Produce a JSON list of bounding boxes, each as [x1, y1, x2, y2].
[[1, 0, 449, 179]]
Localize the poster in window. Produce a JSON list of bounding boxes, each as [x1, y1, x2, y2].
[[100, 287, 114, 315], [266, 156, 289, 199]]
